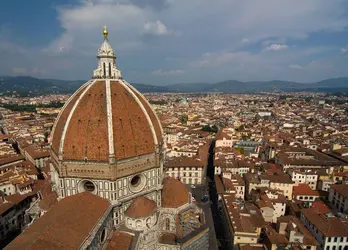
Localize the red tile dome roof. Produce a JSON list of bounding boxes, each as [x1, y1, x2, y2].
[[50, 79, 162, 162], [162, 177, 189, 208], [125, 196, 157, 218]]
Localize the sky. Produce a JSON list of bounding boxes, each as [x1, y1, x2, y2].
[[0, 0, 348, 85]]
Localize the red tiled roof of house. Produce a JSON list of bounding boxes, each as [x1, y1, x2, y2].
[[311, 200, 331, 214], [329, 184, 348, 200], [301, 208, 348, 237], [293, 184, 320, 197]]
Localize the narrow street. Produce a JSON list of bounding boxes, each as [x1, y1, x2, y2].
[[206, 140, 232, 250], [191, 185, 219, 250]]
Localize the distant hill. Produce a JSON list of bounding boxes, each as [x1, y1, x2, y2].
[[0, 76, 347, 96], [0, 77, 86, 96], [167, 78, 348, 93]]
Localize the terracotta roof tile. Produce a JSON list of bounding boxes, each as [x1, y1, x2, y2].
[[293, 184, 320, 197], [301, 208, 348, 237], [63, 81, 109, 161], [166, 157, 203, 168], [159, 233, 177, 244], [5, 192, 110, 250], [125, 196, 157, 218], [51, 80, 162, 162], [330, 184, 348, 199], [110, 81, 154, 160], [129, 84, 162, 143], [106, 231, 133, 250], [162, 177, 189, 208], [51, 84, 88, 154]]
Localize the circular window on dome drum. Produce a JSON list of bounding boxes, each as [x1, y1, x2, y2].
[[84, 181, 95, 192], [129, 174, 146, 193], [131, 175, 141, 187], [78, 180, 97, 194]]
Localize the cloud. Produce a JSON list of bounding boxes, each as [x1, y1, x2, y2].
[[42, 32, 74, 55], [186, 45, 346, 83], [189, 51, 262, 69], [152, 69, 185, 75], [262, 37, 287, 47], [129, 0, 172, 10], [289, 64, 304, 70], [263, 44, 289, 52], [143, 20, 172, 36], [341, 45, 348, 53], [1, 0, 348, 84], [44, 1, 150, 55]]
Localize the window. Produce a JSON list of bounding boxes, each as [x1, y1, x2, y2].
[[165, 218, 170, 231], [109, 62, 111, 77], [131, 175, 140, 187], [334, 237, 338, 242], [83, 181, 95, 192], [100, 228, 107, 244], [129, 174, 146, 193]]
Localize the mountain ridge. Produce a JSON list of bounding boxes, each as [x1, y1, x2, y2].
[[0, 76, 347, 96]]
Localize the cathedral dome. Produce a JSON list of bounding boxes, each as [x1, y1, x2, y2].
[[50, 28, 162, 163]]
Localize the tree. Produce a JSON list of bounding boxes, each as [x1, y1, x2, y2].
[[211, 125, 218, 133], [201, 124, 218, 133], [201, 125, 212, 132], [180, 114, 188, 125], [235, 147, 244, 154], [149, 100, 167, 105]]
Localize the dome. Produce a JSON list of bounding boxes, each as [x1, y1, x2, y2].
[[50, 27, 162, 163], [51, 79, 162, 162], [125, 196, 157, 218], [162, 177, 189, 208]]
